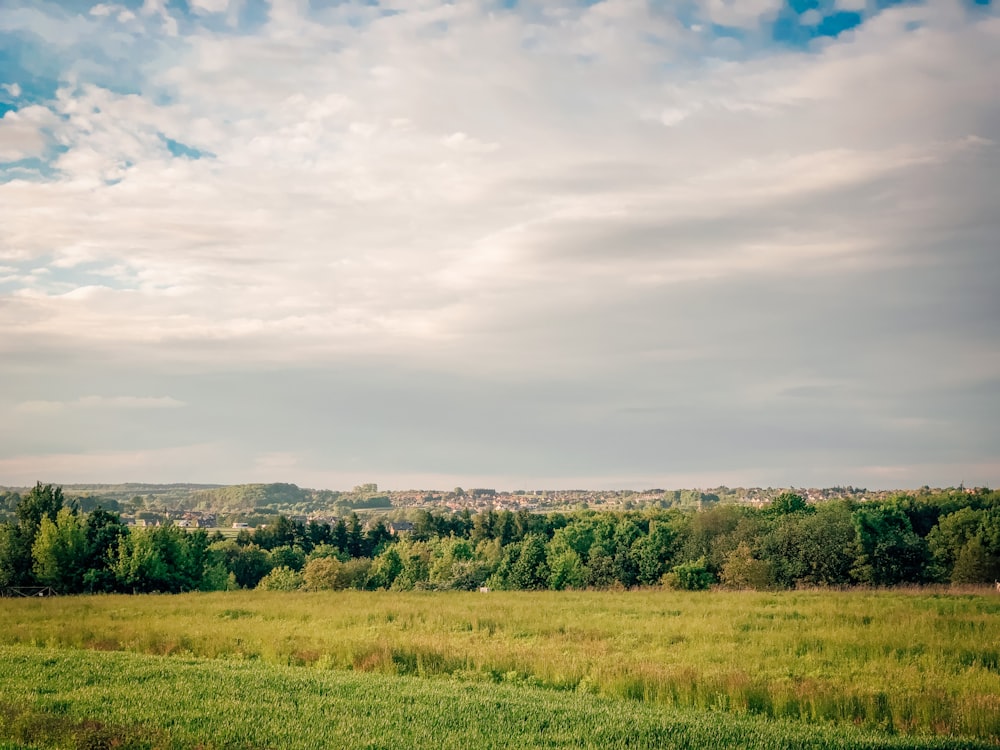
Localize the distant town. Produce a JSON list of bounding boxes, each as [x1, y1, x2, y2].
[[0, 481, 979, 531]]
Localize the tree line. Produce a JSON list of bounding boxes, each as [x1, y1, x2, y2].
[[1, 483, 998, 595]]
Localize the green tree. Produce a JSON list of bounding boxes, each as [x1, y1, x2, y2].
[[0, 523, 31, 589], [209, 541, 272, 589], [851, 505, 928, 586], [563, 521, 597, 556], [679, 505, 743, 568], [256, 565, 302, 591], [339, 558, 372, 589], [507, 534, 549, 590], [429, 537, 478, 589], [365, 520, 393, 555], [306, 520, 332, 549], [113, 526, 200, 593], [768, 492, 810, 515], [494, 512, 516, 546], [302, 556, 343, 590], [113, 529, 168, 593], [584, 547, 617, 588], [411, 510, 438, 542], [330, 519, 349, 554], [928, 507, 986, 581], [950, 537, 996, 584], [253, 515, 297, 550], [200, 561, 237, 591], [346, 514, 366, 557], [630, 520, 679, 586], [761, 502, 855, 588], [391, 539, 432, 590], [720, 542, 773, 590], [82, 508, 125, 592], [0, 483, 66, 588], [371, 544, 403, 589], [269, 545, 306, 572], [471, 508, 496, 544], [547, 548, 586, 590], [32, 507, 88, 593], [664, 557, 714, 590], [793, 502, 856, 586], [17, 482, 64, 533]]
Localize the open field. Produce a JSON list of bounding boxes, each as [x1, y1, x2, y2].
[[0, 645, 992, 750], [1, 589, 998, 746]]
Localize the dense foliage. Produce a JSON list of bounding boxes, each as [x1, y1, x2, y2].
[[1, 484, 998, 594]]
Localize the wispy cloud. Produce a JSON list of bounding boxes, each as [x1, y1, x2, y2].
[[15, 396, 186, 413]]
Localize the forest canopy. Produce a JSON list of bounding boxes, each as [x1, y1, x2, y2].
[[1, 484, 998, 595]]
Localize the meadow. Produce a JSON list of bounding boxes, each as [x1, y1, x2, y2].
[[1, 588, 998, 747], [1, 645, 992, 750]]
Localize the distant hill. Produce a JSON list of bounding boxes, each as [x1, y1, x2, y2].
[[51, 483, 221, 507], [0, 482, 398, 518], [189, 483, 310, 511], [57, 483, 222, 495]]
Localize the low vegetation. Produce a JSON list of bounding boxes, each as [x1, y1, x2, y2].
[[1, 589, 998, 742], [1, 643, 994, 750]]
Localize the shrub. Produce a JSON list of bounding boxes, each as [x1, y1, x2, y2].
[[663, 558, 714, 590], [255, 565, 302, 591]]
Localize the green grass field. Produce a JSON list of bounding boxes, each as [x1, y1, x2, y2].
[[1, 589, 998, 748], [0, 646, 992, 750]]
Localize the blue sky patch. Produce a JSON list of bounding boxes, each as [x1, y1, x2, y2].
[[163, 136, 208, 160], [816, 11, 863, 37], [0, 258, 136, 293], [710, 23, 746, 41], [772, 9, 864, 45], [44, 261, 136, 292], [0, 157, 60, 183], [787, 0, 821, 12], [0, 33, 62, 102]]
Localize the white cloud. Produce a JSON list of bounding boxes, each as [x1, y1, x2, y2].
[[76, 396, 186, 409], [188, 0, 229, 14], [14, 400, 65, 414], [800, 9, 822, 27], [0, 2, 994, 371], [0, 106, 56, 161], [0, 0, 997, 487], [14, 396, 185, 412], [0, 443, 229, 485], [699, 0, 784, 28]]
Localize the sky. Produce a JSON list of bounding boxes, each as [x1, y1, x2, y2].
[[0, 0, 998, 491]]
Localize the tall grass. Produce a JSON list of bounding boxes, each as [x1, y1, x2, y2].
[[1, 589, 998, 741], [0, 646, 991, 750]]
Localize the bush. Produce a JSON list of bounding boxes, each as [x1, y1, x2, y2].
[[720, 543, 773, 590], [663, 558, 714, 590], [255, 566, 302, 591]]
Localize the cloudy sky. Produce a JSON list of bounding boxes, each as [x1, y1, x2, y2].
[[0, 0, 997, 491]]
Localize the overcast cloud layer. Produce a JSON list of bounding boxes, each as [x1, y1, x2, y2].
[[1, 0, 998, 490]]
